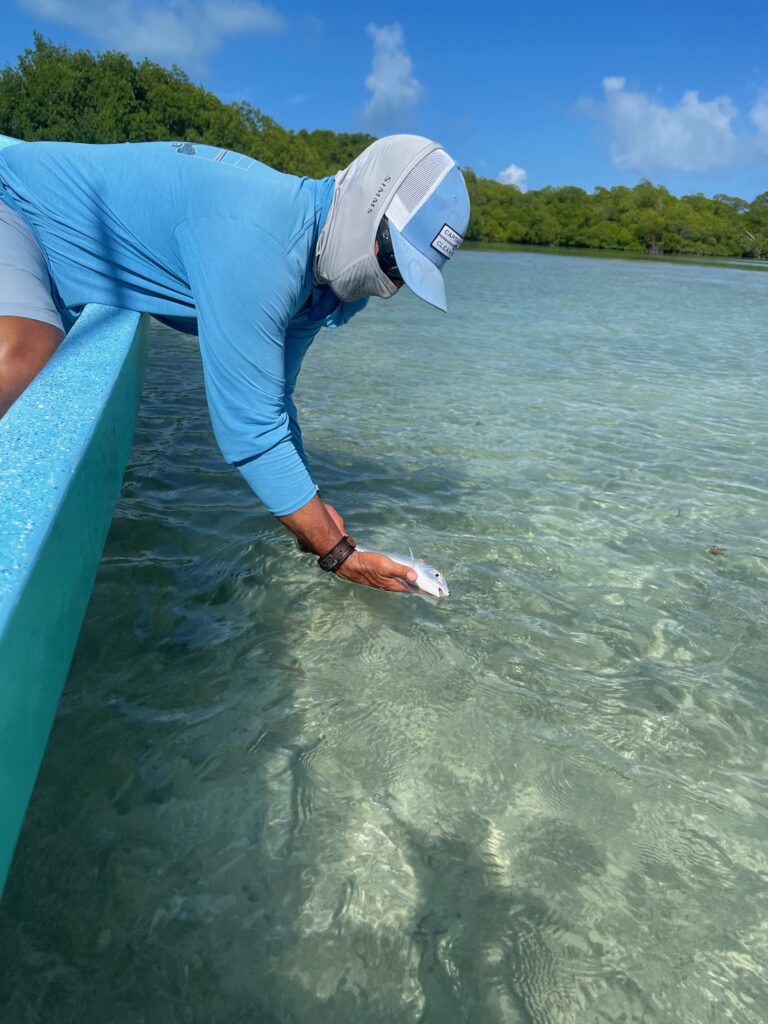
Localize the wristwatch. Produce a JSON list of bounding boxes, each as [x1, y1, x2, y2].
[[318, 536, 357, 573]]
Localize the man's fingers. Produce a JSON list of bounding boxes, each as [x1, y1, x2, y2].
[[335, 551, 416, 592], [363, 555, 417, 592], [380, 556, 417, 583], [372, 576, 412, 593], [372, 566, 412, 591]]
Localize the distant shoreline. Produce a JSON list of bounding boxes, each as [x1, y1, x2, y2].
[[462, 240, 768, 272]]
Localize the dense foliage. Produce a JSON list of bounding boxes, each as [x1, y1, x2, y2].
[[2, 36, 767, 258], [0, 35, 374, 178], [464, 173, 768, 258]]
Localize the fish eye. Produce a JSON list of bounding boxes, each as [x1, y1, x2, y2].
[[435, 573, 441, 578]]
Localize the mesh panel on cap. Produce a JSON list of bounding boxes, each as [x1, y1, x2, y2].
[[394, 149, 453, 218]]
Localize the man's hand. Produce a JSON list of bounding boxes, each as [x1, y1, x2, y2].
[[334, 549, 417, 592], [278, 495, 416, 592]]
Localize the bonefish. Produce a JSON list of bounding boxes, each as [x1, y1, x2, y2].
[[356, 545, 449, 599]]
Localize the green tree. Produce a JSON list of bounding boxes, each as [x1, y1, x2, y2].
[[1, 35, 764, 261], [0, 35, 374, 177]]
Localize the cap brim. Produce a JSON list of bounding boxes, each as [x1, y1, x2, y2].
[[388, 221, 447, 312]]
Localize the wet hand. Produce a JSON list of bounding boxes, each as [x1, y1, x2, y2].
[[335, 549, 417, 592]]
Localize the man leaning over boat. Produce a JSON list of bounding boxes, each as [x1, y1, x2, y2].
[[0, 134, 470, 591]]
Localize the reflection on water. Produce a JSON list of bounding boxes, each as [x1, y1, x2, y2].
[[1, 251, 767, 1022]]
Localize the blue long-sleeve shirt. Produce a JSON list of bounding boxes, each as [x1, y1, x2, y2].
[[0, 140, 366, 515]]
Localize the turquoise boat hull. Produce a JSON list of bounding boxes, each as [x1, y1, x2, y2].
[[0, 135, 148, 893]]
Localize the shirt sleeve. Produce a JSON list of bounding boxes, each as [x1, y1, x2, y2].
[[283, 317, 322, 470], [173, 216, 318, 516]]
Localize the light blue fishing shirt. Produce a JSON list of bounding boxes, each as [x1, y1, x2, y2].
[[0, 140, 367, 515]]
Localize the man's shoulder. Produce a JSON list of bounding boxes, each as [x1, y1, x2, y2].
[[185, 164, 322, 252]]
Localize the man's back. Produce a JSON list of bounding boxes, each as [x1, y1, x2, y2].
[[0, 140, 331, 319]]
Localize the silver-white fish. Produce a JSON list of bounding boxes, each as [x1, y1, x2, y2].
[[356, 545, 450, 599]]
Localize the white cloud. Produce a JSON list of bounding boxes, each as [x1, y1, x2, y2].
[[363, 22, 422, 128], [18, 0, 284, 68], [750, 91, 768, 150], [596, 75, 740, 174], [205, 0, 282, 34], [498, 163, 527, 189]]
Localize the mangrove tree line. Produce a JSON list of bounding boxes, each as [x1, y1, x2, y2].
[[2, 36, 767, 258]]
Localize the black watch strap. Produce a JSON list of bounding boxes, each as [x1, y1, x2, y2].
[[318, 536, 357, 573]]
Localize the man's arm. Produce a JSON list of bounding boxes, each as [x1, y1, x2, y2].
[[282, 321, 416, 590], [175, 219, 319, 513], [283, 317, 320, 470], [0, 317, 64, 418], [175, 219, 415, 592]]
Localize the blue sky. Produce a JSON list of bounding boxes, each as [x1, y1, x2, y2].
[[3, 0, 768, 199]]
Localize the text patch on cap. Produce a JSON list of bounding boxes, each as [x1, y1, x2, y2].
[[431, 223, 464, 259]]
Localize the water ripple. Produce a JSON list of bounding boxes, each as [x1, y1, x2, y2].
[[2, 255, 768, 1022]]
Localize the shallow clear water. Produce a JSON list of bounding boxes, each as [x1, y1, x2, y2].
[[2, 250, 768, 1023]]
